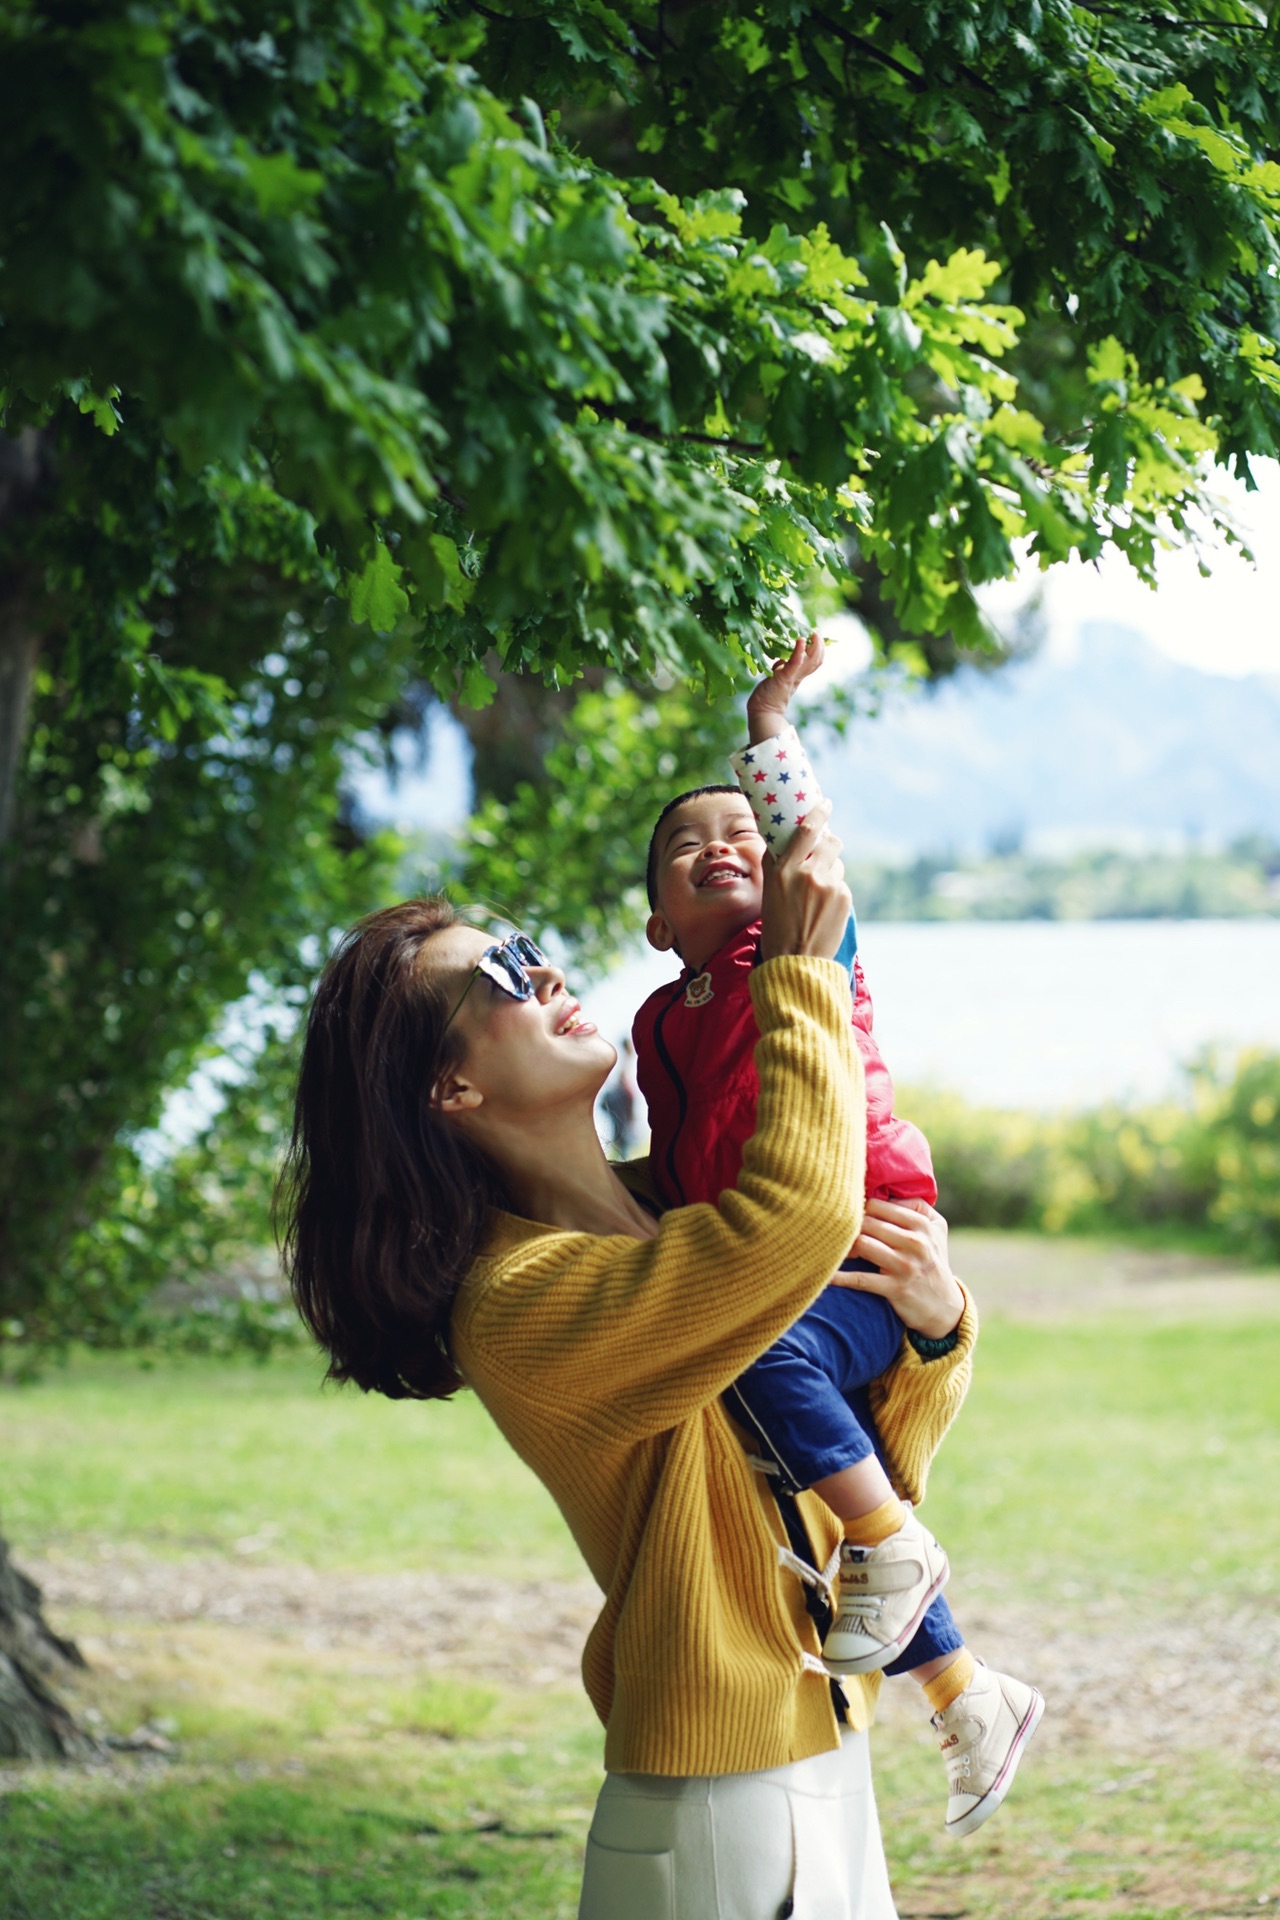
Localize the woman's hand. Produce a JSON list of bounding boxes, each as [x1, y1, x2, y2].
[[831, 1198, 965, 1341], [759, 799, 852, 963]]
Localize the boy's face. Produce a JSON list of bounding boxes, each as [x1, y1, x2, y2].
[[647, 792, 766, 970]]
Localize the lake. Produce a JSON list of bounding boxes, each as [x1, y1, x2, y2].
[[585, 919, 1280, 1111]]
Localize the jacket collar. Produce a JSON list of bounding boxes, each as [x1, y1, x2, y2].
[[678, 918, 762, 985]]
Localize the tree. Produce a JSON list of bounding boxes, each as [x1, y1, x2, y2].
[[462, 3, 1280, 459], [453, 0, 1280, 937], [3, 0, 1280, 1755], [0, 426, 410, 1752]]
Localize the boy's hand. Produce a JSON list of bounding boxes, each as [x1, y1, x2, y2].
[[747, 631, 825, 744]]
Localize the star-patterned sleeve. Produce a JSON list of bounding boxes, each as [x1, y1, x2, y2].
[[728, 720, 824, 856], [730, 720, 857, 970]]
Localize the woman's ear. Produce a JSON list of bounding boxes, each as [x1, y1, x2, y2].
[[432, 1070, 484, 1118], [646, 910, 678, 954]]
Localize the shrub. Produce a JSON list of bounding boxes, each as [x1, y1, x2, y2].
[[1205, 1051, 1280, 1261], [894, 1087, 1052, 1230], [898, 1050, 1280, 1263]]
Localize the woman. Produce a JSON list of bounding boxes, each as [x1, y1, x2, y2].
[[280, 808, 975, 1919]]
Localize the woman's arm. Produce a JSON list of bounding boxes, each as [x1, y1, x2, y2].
[[456, 954, 867, 1442], [832, 1198, 978, 1506]]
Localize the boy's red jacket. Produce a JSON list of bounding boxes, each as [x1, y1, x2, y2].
[[631, 922, 936, 1212]]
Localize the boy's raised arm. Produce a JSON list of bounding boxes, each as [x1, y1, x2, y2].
[[731, 631, 857, 968], [731, 632, 829, 858]]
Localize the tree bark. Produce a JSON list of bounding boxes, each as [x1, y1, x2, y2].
[[447, 656, 609, 806], [0, 601, 39, 848], [0, 1527, 95, 1761], [0, 426, 54, 849]]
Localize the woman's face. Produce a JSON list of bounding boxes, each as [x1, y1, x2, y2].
[[425, 924, 616, 1120]]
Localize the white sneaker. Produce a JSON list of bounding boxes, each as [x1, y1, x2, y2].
[[822, 1507, 950, 1676], [934, 1662, 1045, 1838]]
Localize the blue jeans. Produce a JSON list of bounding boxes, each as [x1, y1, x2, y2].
[[724, 1264, 962, 1675]]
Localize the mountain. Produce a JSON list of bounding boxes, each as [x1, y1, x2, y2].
[[810, 622, 1280, 859]]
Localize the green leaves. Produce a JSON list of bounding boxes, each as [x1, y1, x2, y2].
[[6, 0, 1267, 712], [348, 542, 411, 633], [64, 379, 123, 437], [462, 0, 1280, 534], [0, 535, 413, 1351], [130, 656, 234, 745]]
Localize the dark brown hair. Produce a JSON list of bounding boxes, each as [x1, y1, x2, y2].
[[277, 895, 512, 1400]]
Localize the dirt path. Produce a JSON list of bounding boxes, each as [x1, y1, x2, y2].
[[26, 1543, 1280, 1775], [949, 1229, 1280, 1324]]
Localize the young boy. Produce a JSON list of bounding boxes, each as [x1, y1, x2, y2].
[[631, 634, 1044, 1838]]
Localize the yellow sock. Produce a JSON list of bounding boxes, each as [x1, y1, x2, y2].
[[922, 1649, 976, 1716], [842, 1495, 905, 1549]]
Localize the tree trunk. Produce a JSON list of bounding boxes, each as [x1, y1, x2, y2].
[[0, 601, 39, 847], [0, 1527, 96, 1760], [447, 656, 608, 806], [0, 426, 54, 849]]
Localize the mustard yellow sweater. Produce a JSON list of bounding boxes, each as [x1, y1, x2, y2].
[[450, 957, 977, 1778]]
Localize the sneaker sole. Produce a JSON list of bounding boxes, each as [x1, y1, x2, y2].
[[821, 1559, 950, 1677], [945, 1686, 1045, 1840]]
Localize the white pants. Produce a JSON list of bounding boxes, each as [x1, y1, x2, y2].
[[578, 1729, 898, 1920]]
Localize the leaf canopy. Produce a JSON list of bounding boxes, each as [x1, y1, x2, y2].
[[6, 0, 1273, 726]]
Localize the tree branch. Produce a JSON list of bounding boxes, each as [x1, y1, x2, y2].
[[600, 409, 768, 456], [1074, 2, 1268, 27], [0, 429, 55, 849], [810, 12, 926, 91]]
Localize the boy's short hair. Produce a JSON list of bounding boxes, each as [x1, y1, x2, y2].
[[645, 784, 746, 908]]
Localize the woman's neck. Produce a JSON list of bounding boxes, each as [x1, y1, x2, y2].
[[491, 1109, 658, 1240]]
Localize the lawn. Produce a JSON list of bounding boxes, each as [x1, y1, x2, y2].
[[1, 1231, 1278, 1919], [0, 1345, 581, 1578]]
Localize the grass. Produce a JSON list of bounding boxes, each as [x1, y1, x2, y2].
[[0, 1350, 580, 1578], [5, 1319, 1278, 1609], [0, 1681, 598, 1919], [875, 1743, 1279, 1920], [1, 1233, 1278, 1918], [928, 1316, 1280, 1609]]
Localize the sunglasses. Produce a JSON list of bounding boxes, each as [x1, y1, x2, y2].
[[442, 931, 548, 1032]]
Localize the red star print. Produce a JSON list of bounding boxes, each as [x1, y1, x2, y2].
[[765, 792, 777, 804], [795, 790, 806, 802], [775, 747, 788, 761], [795, 813, 806, 826], [753, 770, 767, 783]]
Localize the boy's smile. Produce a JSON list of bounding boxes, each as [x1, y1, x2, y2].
[[647, 792, 766, 970], [696, 855, 752, 888]]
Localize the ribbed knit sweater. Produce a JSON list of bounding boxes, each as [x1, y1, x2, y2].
[[450, 957, 976, 1778]]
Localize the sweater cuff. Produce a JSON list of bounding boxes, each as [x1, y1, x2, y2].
[[899, 1280, 975, 1366], [906, 1327, 960, 1361], [749, 953, 857, 1027]]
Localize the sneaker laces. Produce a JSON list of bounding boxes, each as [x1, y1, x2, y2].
[[934, 1703, 983, 1790], [832, 1589, 887, 1624]]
